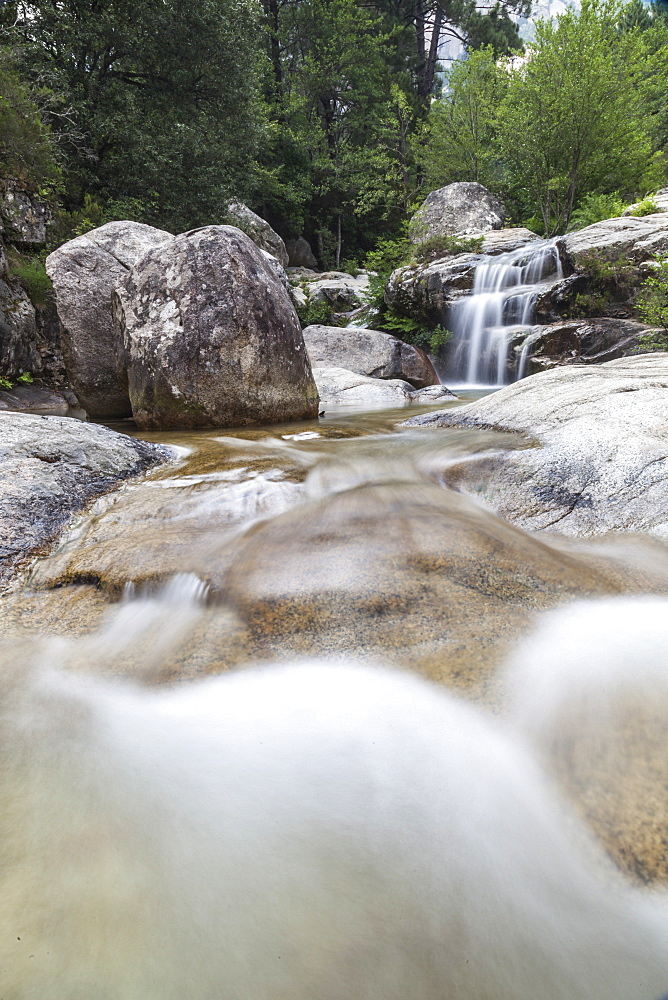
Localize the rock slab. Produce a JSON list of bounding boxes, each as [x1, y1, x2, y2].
[[313, 366, 453, 407], [404, 354, 668, 538], [302, 324, 438, 388], [114, 225, 319, 430], [46, 221, 173, 417], [0, 412, 169, 582]]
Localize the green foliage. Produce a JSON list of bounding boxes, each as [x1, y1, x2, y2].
[[635, 256, 668, 333], [17, 371, 33, 384], [378, 309, 452, 353], [413, 233, 484, 264], [362, 235, 412, 313], [420, 47, 509, 191], [497, 0, 656, 235], [5, 0, 264, 234], [627, 195, 660, 216], [0, 53, 60, 190], [571, 250, 638, 316], [0, 376, 11, 390], [8, 254, 53, 309], [295, 297, 339, 329], [568, 192, 627, 229]]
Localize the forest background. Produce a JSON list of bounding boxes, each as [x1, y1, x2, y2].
[[1, 0, 668, 272]]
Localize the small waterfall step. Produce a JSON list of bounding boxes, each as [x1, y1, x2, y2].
[[445, 239, 563, 388]]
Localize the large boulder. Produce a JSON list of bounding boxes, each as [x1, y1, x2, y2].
[[410, 182, 505, 244], [302, 324, 439, 388], [226, 201, 289, 268], [46, 221, 173, 417], [404, 354, 668, 538], [114, 225, 319, 430], [385, 253, 482, 325], [0, 276, 42, 378], [313, 366, 453, 408], [0, 411, 169, 582]]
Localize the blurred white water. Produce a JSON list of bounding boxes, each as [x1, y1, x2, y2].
[[447, 240, 563, 386], [2, 587, 668, 998]]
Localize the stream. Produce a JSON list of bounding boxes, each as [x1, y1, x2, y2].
[[2, 393, 668, 884]]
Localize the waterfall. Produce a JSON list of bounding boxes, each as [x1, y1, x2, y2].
[[446, 239, 563, 387]]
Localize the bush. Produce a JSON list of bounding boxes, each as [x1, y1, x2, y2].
[[571, 250, 637, 317], [568, 192, 627, 230], [635, 256, 668, 337], [295, 297, 338, 329], [413, 233, 484, 265], [627, 196, 659, 218], [378, 309, 452, 353], [8, 254, 52, 309]]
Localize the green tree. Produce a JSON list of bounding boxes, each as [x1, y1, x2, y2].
[[3, 0, 265, 233], [497, 0, 656, 235], [419, 46, 508, 190], [0, 54, 60, 190]]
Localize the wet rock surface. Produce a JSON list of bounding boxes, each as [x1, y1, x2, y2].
[[302, 324, 438, 387], [46, 221, 173, 417], [405, 354, 668, 537], [0, 412, 170, 583], [114, 225, 319, 430]]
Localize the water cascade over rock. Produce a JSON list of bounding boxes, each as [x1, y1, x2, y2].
[[447, 239, 563, 386]]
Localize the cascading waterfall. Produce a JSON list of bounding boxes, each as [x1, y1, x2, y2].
[[446, 239, 563, 386]]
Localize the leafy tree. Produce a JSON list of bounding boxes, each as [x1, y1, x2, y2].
[[0, 53, 59, 190], [2, 0, 265, 233], [419, 46, 508, 191], [496, 0, 656, 235]]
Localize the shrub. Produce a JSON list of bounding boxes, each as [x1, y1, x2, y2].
[[568, 192, 626, 230], [378, 309, 452, 354], [627, 196, 659, 218], [635, 256, 668, 338], [8, 255, 52, 309], [0, 376, 11, 390], [295, 297, 338, 329], [571, 250, 637, 317]]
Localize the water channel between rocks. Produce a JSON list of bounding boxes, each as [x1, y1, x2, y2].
[[3, 393, 668, 883]]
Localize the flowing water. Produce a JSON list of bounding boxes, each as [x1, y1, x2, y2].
[[446, 239, 563, 387], [2, 396, 668, 996]]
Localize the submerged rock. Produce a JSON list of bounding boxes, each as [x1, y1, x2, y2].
[[405, 354, 668, 538], [0, 412, 169, 582], [302, 324, 438, 388], [46, 220, 173, 417], [410, 182, 505, 243], [114, 225, 319, 430]]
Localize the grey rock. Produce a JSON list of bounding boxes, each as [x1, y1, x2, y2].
[[481, 228, 539, 255], [404, 354, 668, 538], [517, 318, 661, 375], [302, 324, 438, 388], [564, 215, 668, 264], [306, 273, 370, 313], [227, 201, 289, 268], [385, 253, 481, 325], [114, 225, 319, 430], [0, 277, 41, 379], [0, 385, 83, 416], [313, 366, 453, 407], [410, 182, 505, 244], [46, 221, 173, 417], [313, 367, 417, 407], [1, 183, 50, 248], [286, 236, 318, 269], [0, 411, 169, 582]]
